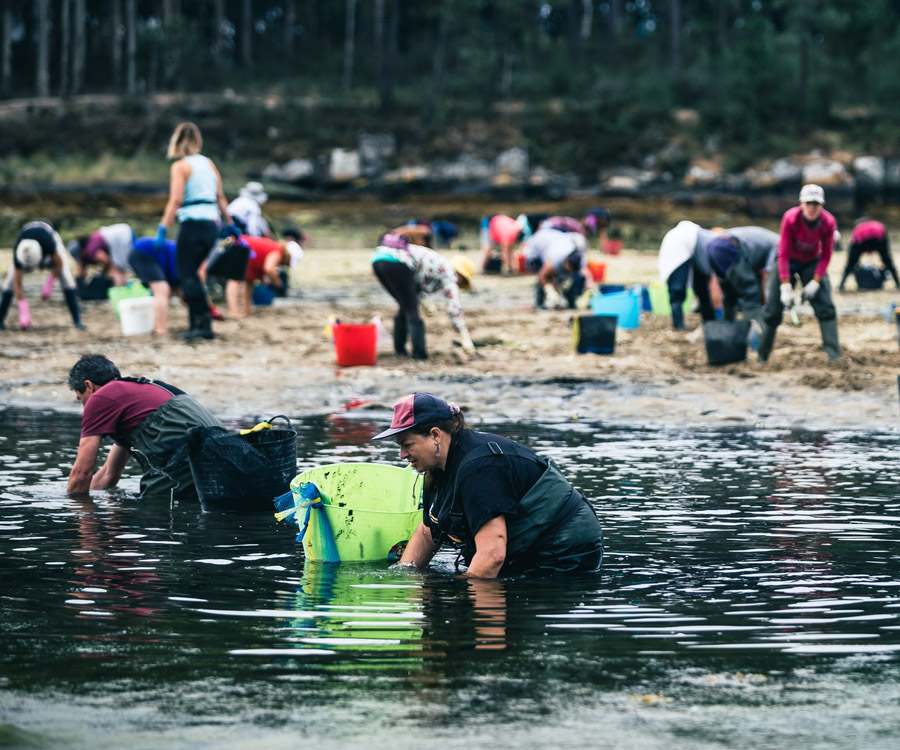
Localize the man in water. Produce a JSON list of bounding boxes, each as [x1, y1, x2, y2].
[[66, 354, 221, 499]]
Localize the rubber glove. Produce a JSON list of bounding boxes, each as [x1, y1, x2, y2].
[[779, 283, 795, 309], [574, 289, 594, 310], [17, 299, 31, 329], [460, 330, 476, 355], [40, 274, 55, 300], [543, 284, 563, 309], [155, 224, 167, 247], [802, 279, 821, 300], [226, 223, 242, 240]]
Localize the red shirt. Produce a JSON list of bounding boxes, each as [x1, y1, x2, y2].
[[241, 236, 284, 282], [81, 380, 173, 439], [850, 220, 886, 245], [778, 205, 837, 281]]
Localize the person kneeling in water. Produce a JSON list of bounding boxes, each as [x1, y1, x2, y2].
[[67, 354, 222, 499], [373, 393, 603, 578]]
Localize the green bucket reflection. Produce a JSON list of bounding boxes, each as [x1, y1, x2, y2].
[[285, 563, 426, 666]]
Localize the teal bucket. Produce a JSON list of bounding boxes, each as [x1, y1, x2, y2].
[[590, 287, 641, 329]]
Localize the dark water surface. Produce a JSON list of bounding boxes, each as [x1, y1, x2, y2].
[[2, 407, 899, 749]]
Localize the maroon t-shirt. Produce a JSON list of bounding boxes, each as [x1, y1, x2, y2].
[[80, 380, 173, 439]]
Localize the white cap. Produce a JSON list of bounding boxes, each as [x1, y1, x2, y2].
[[239, 181, 268, 204], [285, 240, 304, 268], [15, 238, 42, 269], [799, 183, 825, 204]]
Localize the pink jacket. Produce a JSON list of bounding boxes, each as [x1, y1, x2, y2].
[[778, 205, 837, 281], [850, 220, 886, 245]]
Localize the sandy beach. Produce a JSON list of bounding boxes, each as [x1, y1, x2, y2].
[[1, 244, 898, 432]]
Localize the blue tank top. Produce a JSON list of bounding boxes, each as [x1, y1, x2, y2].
[[177, 154, 219, 223]]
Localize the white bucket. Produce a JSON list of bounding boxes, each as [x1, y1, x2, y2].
[[118, 296, 154, 336]]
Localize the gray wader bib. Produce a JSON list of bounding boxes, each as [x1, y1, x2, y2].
[[127, 394, 222, 500]]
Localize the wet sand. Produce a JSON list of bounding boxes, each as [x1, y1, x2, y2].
[[1, 246, 898, 432]]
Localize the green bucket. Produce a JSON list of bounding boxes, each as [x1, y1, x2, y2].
[[648, 282, 694, 317], [290, 463, 423, 563], [109, 281, 151, 317]]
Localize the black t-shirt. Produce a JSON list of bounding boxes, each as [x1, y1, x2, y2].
[[423, 430, 545, 556], [15, 223, 56, 270]]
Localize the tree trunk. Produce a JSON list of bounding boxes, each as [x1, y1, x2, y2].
[[212, 0, 225, 62], [241, 0, 252, 68], [0, 7, 11, 96], [799, 32, 809, 123], [669, 0, 681, 77], [382, 0, 398, 114], [567, 0, 581, 61], [375, 0, 389, 114], [36, 0, 50, 97], [581, 0, 593, 42], [111, 0, 122, 87], [162, 0, 175, 89], [342, 0, 356, 92], [284, 0, 296, 57], [72, 0, 86, 95], [605, 0, 623, 60], [60, 0, 71, 96], [422, 3, 449, 127], [125, 0, 136, 94]]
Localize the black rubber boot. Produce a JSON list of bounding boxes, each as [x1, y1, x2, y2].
[[671, 305, 685, 331], [393, 312, 409, 356], [0, 290, 12, 329], [182, 312, 214, 341], [819, 317, 841, 360], [534, 282, 546, 309], [409, 320, 428, 360], [757, 321, 778, 363], [63, 288, 85, 329]]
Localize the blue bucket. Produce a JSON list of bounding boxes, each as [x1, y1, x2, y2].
[[252, 284, 276, 306], [590, 288, 641, 329]]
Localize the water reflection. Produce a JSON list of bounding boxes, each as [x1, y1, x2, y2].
[[3, 407, 900, 747]]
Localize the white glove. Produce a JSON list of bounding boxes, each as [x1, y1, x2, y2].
[[779, 283, 795, 309], [460, 330, 476, 355], [543, 284, 563, 309], [803, 279, 821, 300]]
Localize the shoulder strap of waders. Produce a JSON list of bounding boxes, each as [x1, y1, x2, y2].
[[445, 440, 548, 522], [119, 376, 185, 396]]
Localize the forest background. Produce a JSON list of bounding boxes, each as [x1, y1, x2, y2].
[[2, 0, 900, 244]]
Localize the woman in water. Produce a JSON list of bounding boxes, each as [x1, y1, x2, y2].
[[373, 392, 603, 578]]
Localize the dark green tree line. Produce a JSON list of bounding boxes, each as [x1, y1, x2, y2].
[[2, 2, 900, 156]]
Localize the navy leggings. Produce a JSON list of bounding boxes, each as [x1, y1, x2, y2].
[[176, 220, 217, 317]]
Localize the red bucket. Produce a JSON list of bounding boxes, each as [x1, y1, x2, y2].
[[587, 260, 606, 283], [333, 323, 377, 366], [604, 239, 623, 256]]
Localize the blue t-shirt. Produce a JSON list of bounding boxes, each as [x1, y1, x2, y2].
[[132, 237, 179, 285]]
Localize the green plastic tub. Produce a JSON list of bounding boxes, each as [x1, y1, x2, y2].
[[109, 281, 151, 317], [648, 282, 694, 317], [290, 463, 423, 563]]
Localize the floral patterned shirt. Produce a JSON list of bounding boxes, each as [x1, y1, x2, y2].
[[372, 244, 469, 335]]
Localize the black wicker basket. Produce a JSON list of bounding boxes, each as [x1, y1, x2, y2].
[[187, 416, 297, 513]]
